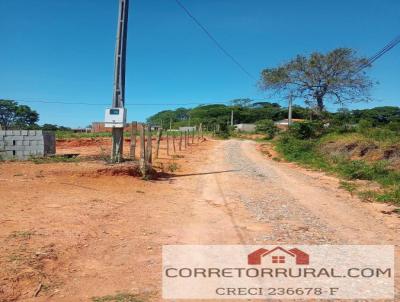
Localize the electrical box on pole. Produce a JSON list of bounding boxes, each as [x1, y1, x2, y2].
[[108, 0, 130, 163], [105, 108, 127, 128]]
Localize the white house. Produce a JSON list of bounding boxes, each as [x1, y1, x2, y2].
[[234, 123, 256, 132], [179, 126, 196, 132]]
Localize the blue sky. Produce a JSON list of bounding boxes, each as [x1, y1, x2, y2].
[[1, 0, 399, 127]]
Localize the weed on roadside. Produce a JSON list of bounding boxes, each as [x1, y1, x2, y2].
[[9, 230, 35, 239], [376, 186, 400, 205], [98, 146, 110, 162], [357, 190, 378, 202], [339, 181, 358, 196], [92, 293, 144, 302], [167, 162, 179, 172]]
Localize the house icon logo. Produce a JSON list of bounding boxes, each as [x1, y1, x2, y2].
[[248, 247, 309, 265]]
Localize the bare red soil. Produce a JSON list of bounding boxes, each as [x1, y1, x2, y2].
[[0, 138, 399, 301]]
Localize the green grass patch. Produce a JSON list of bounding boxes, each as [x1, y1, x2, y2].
[[56, 131, 112, 139], [29, 155, 80, 164], [376, 186, 400, 205], [275, 136, 331, 170]]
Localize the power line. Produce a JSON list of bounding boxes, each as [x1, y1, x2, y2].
[[9, 97, 273, 107], [356, 34, 400, 73], [174, 0, 255, 80]]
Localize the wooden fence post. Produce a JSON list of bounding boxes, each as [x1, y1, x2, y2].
[[139, 124, 146, 175], [200, 123, 203, 139], [166, 131, 170, 155], [172, 133, 176, 153], [155, 129, 162, 159], [191, 129, 195, 144], [184, 130, 188, 148], [130, 121, 137, 160], [146, 124, 152, 164], [179, 131, 183, 151]]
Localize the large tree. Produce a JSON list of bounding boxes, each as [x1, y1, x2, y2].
[[15, 105, 39, 127], [0, 100, 39, 129], [0, 100, 18, 129], [260, 48, 374, 113]]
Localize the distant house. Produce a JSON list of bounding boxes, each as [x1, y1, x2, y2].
[[274, 119, 304, 129], [179, 126, 196, 132], [71, 128, 91, 133], [91, 122, 163, 133], [151, 125, 162, 131], [234, 123, 256, 132]]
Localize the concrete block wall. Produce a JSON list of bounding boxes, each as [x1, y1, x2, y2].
[[0, 130, 56, 160]]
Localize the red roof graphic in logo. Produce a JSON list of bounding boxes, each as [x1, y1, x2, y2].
[[248, 247, 309, 265]]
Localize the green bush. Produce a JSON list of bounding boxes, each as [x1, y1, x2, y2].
[[330, 123, 356, 134], [276, 136, 330, 170], [288, 121, 325, 139], [387, 121, 400, 132], [357, 119, 374, 134], [336, 160, 388, 181], [365, 128, 399, 142], [255, 119, 278, 139], [215, 124, 231, 139]]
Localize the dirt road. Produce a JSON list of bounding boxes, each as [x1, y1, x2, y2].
[[1, 138, 398, 301]]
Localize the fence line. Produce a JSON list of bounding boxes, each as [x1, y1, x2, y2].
[[127, 122, 207, 177]]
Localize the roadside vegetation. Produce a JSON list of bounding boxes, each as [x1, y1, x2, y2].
[[272, 112, 400, 206]]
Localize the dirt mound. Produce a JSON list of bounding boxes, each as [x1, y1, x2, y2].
[[93, 165, 142, 177], [258, 143, 280, 159], [57, 138, 111, 148], [320, 141, 400, 170]]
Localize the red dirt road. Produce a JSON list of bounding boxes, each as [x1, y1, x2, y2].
[[0, 138, 399, 301]]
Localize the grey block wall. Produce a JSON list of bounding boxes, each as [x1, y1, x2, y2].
[[0, 130, 56, 160]]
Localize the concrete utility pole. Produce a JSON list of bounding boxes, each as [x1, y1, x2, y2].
[[230, 110, 234, 126], [111, 0, 130, 162], [288, 96, 293, 127]]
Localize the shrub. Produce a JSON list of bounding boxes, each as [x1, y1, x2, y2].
[[377, 186, 400, 205], [336, 160, 388, 181], [276, 136, 330, 170], [167, 162, 179, 172], [387, 121, 400, 132], [357, 119, 374, 134], [365, 128, 399, 142], [215, 124, 230, 139], [288, 121, 325, 139], [255, 119, 278, 139]]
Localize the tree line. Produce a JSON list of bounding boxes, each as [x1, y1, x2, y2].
[[0, 99, 72, 131], [147, 101, 400, 131]]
